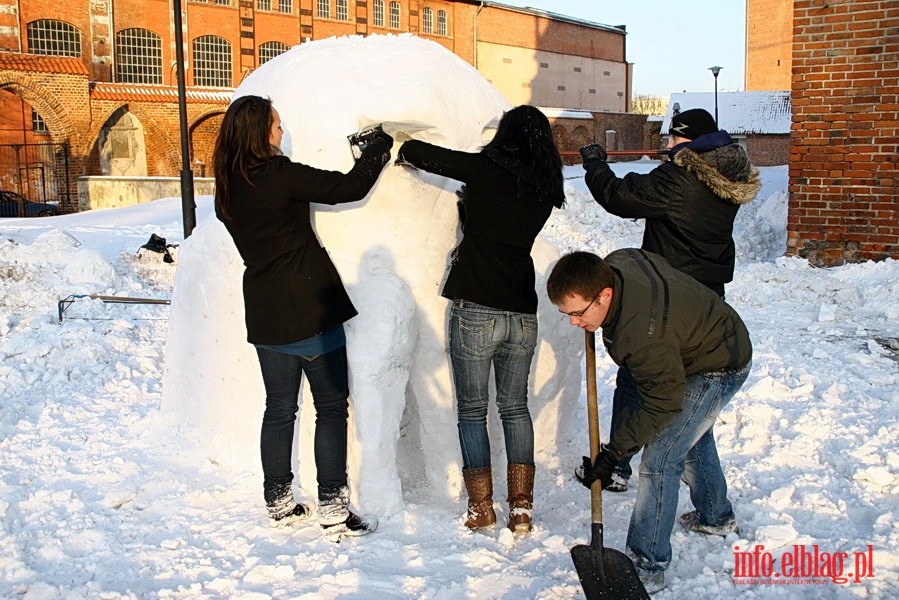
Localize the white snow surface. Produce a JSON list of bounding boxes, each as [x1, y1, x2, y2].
[[1, 35, 898, 600]]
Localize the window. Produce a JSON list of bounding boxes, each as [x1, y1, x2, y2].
[[259, 41, 289, 64], [214, 0, 231, 5], [193, 35, 232, 87], [317, 0, 330, 18], [437, 10, 447, 36], [279, 0, 292, 13], [257, 0, 272, 10], [422, 8, 433, 34], [373, 0, 384, 26], [26, 20, 81, 57], [116, 28, 163, 84], [336, 0, 349, 21], [32, 109, 48, 134], [389, 2, 400, 29]]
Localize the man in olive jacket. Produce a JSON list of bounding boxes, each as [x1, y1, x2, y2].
[[547, 249, 752, 594]]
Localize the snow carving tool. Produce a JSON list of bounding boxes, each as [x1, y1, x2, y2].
[[348, 124, 385, 159], [570, 330, 649, 599]]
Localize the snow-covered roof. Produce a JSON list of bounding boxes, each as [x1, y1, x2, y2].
[[538, 107, 594, 120], [661, 91, 791, 135]]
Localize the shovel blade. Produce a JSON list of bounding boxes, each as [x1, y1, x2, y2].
[[571, 543, 649, 600]]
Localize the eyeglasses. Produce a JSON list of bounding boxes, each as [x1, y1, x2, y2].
[[560, 294, 599, 318]]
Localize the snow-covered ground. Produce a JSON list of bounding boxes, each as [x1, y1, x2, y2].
[[1, 162, 897, 599]]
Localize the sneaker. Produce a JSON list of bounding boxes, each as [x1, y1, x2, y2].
[[637, 569, 666, 595], [604, 472, 629, 493], [677, 510, 740, 536], [268, 502, 314, 528], [321, 511, 378, 542], [574, 463, 629, 492]]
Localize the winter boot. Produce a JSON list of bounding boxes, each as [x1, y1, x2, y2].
[[462, 466, 496, 529], [506, 463, 535, 533], [264, 479, 313, 528], [318, 485, 377, 542]]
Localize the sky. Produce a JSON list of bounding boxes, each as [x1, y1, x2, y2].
[[0, 34, 896, 600], [498, 0, 748, 97]]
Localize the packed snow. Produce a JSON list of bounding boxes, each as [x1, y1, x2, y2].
[[1, 34, 897, 600]]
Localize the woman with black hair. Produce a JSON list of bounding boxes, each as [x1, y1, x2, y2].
[[397, 105, 564, 533], [213, 95, 392, 540]]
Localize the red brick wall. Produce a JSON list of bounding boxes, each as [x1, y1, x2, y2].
[[787, 0, 899, 265]]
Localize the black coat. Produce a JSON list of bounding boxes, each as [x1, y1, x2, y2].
[[217, 148, 387, 345], [584, 140, 760, 293], [398, 140, 563, 314]]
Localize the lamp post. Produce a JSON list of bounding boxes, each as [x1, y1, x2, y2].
[[174, 0, 196, 238], [708, 66, 723, 127]]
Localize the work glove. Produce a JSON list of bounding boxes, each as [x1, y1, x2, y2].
[[575, 444, 619, 490], [579, 143, 607, 163], [367, 129, 394, 152], [360, 130, 394, 168]]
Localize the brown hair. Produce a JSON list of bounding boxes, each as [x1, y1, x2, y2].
[[546, 251, 615, 304], [212, 95, 279, 221]]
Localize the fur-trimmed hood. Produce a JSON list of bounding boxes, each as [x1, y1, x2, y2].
[[673, 144, 761, 205]]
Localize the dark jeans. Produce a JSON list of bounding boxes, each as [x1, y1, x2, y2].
[[256, 345, 349, 491]]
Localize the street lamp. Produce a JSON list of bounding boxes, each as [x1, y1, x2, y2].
[[708, 66, 723, 127]]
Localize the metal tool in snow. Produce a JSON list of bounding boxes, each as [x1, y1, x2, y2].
[[57, 294, 171, 322], [570, 330, 649, 599]]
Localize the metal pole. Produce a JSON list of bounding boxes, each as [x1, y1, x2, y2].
[[709, 66, 723, 128], [173, 0, 196, 238]]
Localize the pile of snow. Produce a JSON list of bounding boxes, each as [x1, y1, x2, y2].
[[0, 34, 895, 600]]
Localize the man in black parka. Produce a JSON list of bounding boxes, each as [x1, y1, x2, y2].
[[578, 108, 761, 492]]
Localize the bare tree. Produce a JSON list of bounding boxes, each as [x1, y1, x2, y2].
[[632, 95, 668, 116]]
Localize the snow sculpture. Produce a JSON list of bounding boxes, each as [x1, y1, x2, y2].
[[162, 34, 583, 515]]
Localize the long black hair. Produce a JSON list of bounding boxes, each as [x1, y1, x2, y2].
[[484, 105, 564, 208], [213, 95, 279, 221]]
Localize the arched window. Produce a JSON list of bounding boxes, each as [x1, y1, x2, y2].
[[372, 0, 385, 27], [336, 0, 349, 21], [437, 10, 448, 36], [26, 20, 82, 57], [421, 8, 433, 34], [389, 1, 401, 29], [259, 41, 289, 65], [116, 29, 163, 84], [317, 0, 330, 18], [192, 35, 232, 87]]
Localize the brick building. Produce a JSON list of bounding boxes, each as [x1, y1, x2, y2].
[[0, 0, 630, 212], [747, 0, 898, 265]]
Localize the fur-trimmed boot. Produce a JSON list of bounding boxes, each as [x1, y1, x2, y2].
[[318, 485, 377, 542], [264, 479, 313, 528], [506, 463, 535, 533], [462, 466, 496, 529]]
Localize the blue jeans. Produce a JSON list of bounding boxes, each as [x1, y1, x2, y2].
[[256, 345, 350, 492], [626, 361, 751, 575], [449, 300, 538, 469]]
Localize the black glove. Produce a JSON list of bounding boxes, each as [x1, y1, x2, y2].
[[367, 129, 394, 153], [579, 143, 607, 163], [575, 444, 619, 490]]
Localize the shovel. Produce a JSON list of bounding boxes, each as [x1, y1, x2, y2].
[[570, 330, 649, 599]]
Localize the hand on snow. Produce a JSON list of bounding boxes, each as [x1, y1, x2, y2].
[[575, 444, 618, 489]]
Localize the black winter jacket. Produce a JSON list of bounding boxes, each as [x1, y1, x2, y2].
[[584, 134, 760, 294], [601, 249, 752, 457], [398, 140, 563, 313], [217, 146, 388, 345]]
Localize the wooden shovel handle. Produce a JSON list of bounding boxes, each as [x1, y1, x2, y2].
[[585, 330, 603, 523]]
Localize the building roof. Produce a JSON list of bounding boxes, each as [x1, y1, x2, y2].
[[662, 91, 791, 135], [89, 83, 233, 104], [0, 51, 88, 75], [481, 2, 626, 34]]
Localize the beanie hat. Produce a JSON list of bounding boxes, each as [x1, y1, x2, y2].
[[669, 108, 718, 140]]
